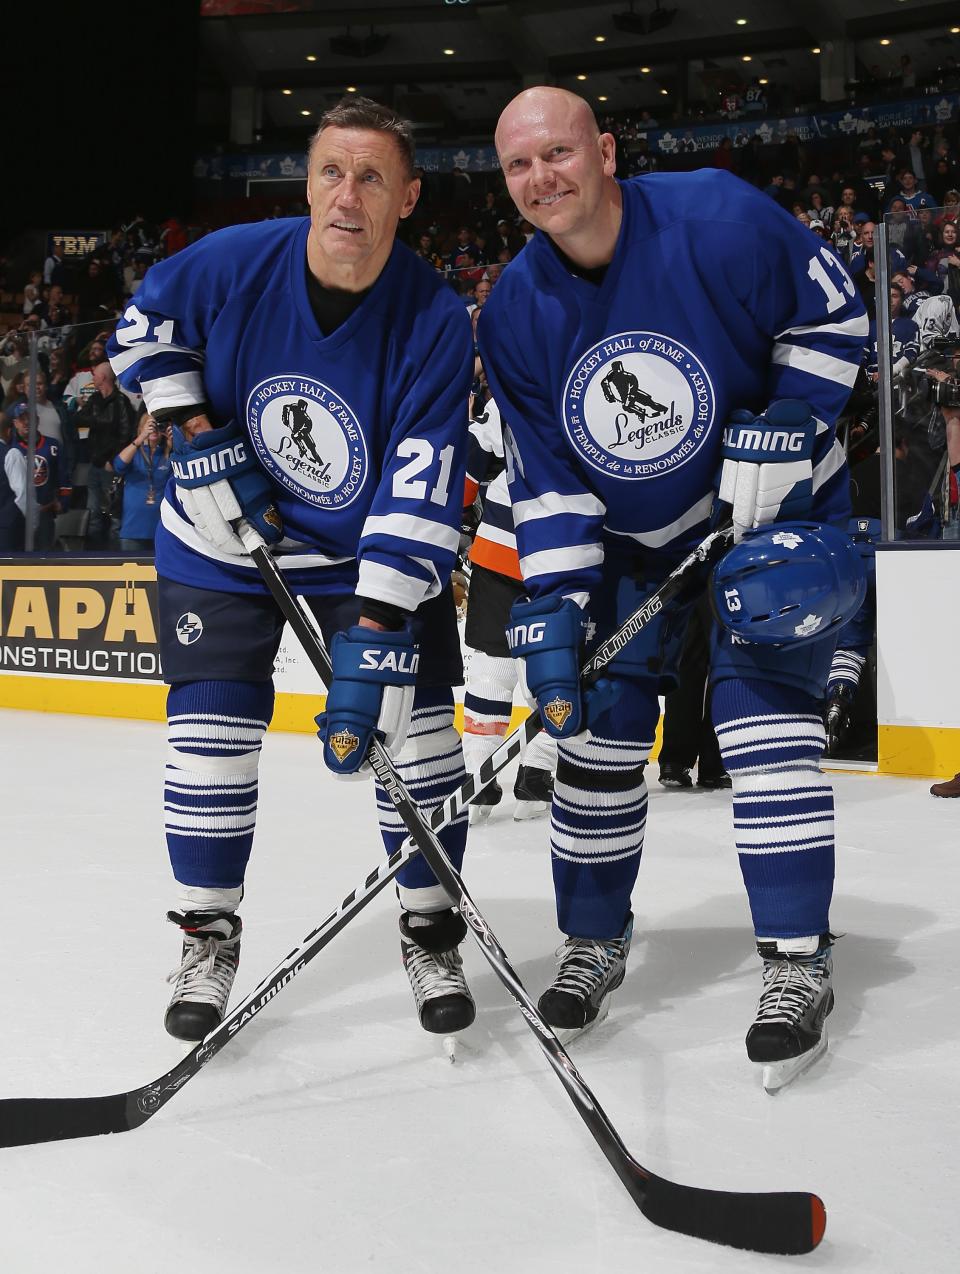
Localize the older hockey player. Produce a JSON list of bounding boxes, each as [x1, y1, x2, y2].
[[478, 87, 868, 1090], [107, 98, 475, 1045]]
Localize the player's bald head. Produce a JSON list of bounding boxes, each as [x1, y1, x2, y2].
[[495, 87, 599, 158]]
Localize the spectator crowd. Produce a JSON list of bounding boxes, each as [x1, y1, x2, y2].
[[2, 108, 959, 554]]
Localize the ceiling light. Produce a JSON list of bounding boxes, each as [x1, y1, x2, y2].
[[443, 48, 455, 55], [346, 85, 357, 92], [736, 17, 748, 24], [306, 54, 317, 62], [640, 66, 651, 73], [660, 88, 668, 96], [300, 109, 311, 116], [742, 55, 752, 62], [759, 77, 768, 85], [952, 27, 960, 35], [595, 35, 606, 43], [598, 95, 608, 102], [576, 74, 587, 81], [282, 89, 292, 96], [879, 38, 891, 46], [811, 47, 821, 54]]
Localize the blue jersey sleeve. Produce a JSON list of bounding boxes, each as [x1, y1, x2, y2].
[[355, 309, 475, 613], [106, 240, 218, 414], [479, 308, 606, 606]]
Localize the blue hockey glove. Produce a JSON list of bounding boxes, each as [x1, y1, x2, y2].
[[717, 399, 817, 542], [316, 626, 419, 777], [507, 595, 617, 741], [172, 421, 283, 556]]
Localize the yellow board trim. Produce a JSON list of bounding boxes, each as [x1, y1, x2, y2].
[[878, 724, 960, 779]]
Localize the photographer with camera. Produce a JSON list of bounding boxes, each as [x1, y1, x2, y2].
[[76, 361, 135, 547]]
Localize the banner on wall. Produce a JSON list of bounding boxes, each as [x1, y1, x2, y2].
[[0, 561, 162, 682], [193, 144, 501, 186], [0, 558, 332, 697], [640, 91, 960, 156]]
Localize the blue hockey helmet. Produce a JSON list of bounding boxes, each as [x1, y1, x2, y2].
[[711, 521, 867, 647]]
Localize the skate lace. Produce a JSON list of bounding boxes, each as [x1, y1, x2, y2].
[[552, 937, 621, 999], [404, 944, 468, 1004], [167, 935, 238, 1008], [755, 955, 828, 1024]]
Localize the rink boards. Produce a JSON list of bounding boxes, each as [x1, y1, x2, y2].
[[0, 556, 528, 737], [1, 550, 957, 777]]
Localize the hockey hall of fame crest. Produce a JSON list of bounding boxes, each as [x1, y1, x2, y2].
[[561, 331, 716, 481], [246, 374, 369, 509]]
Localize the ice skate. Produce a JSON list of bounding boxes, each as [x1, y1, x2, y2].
[[658, 762, 692, 789], [538, 914, 633, 1044], [746, 935, 834, 1093], [165, 909, 242, 1042], [400, 909, 476, 1053], [513, 764, 553, 821], [469, 777, 502, 824]]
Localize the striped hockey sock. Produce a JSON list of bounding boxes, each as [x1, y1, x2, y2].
[[713, 678, 834, 939], [552, 729, 653, 940], [164, 680, 274, 891], [375, 687, 469, 914]]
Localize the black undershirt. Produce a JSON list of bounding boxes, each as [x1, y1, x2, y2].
[[549, 238, 610, 287], [305, 266, 372, 336], [305, 264, 408, 630]]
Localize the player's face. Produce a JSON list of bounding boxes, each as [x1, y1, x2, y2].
[[307, 127, 420, 285], [496, 97, 616, 244]]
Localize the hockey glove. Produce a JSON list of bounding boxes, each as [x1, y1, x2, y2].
[[507, 595, 617, 741], [316, 626, 419, 777], [172, 422, 283, 556], [717, 399, 817, 542]]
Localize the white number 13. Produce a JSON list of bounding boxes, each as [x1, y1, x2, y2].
[[807, 248, 856, 314], [392, 438, 456, 506]]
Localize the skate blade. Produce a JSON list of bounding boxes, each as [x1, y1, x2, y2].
[[552, 996, 611, 1047], [761, 1030, 828, 1094], [513, 799, 548, 821]]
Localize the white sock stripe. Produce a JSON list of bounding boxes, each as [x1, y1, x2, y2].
[[715, 712, 824, 733], [165, 746, 262, 775], [736, 837, 834, 856], [168, 724, 267, 745], [550, 842, 642, 865], [553, 790, 648, 817], [551, 819, 647, 847], [164, 809, 258, 829], [733, 774, 831, 798]]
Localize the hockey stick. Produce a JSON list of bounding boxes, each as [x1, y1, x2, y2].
[[0, 527, 732, 1155], [244, 532, 824, 1256]]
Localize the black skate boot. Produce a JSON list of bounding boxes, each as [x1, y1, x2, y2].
[[658, 762, 692, 789], [513, 765, 554, 821], [538, 914, 633, 1042], [746, 934, 834, 1093], [165, 909, 242, 1042], [469, 777, 502, 825], [400, 909, 476, 1038], [824, 686, 855, 756]]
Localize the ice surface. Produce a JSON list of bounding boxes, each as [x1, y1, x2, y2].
[[0, 709, 957, 1273]]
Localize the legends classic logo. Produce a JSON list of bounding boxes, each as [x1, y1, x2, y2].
[[246, 375, 368, 510], [561, 332, 715, 481]]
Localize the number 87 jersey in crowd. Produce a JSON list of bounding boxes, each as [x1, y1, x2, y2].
[[107, 217, 474, 608]]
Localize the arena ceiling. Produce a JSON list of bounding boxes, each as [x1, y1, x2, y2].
[[198, 0, 960, 135]]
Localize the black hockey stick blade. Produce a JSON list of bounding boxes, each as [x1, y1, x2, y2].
[[638, 1169, 826, 1255], [0, 1090, 158, 1148]]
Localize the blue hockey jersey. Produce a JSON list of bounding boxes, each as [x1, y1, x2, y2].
[[107, 218, 474, 607], [477, 170, 868, 604]]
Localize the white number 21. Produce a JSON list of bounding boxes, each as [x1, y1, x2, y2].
[[392, 438, 456, 506]]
